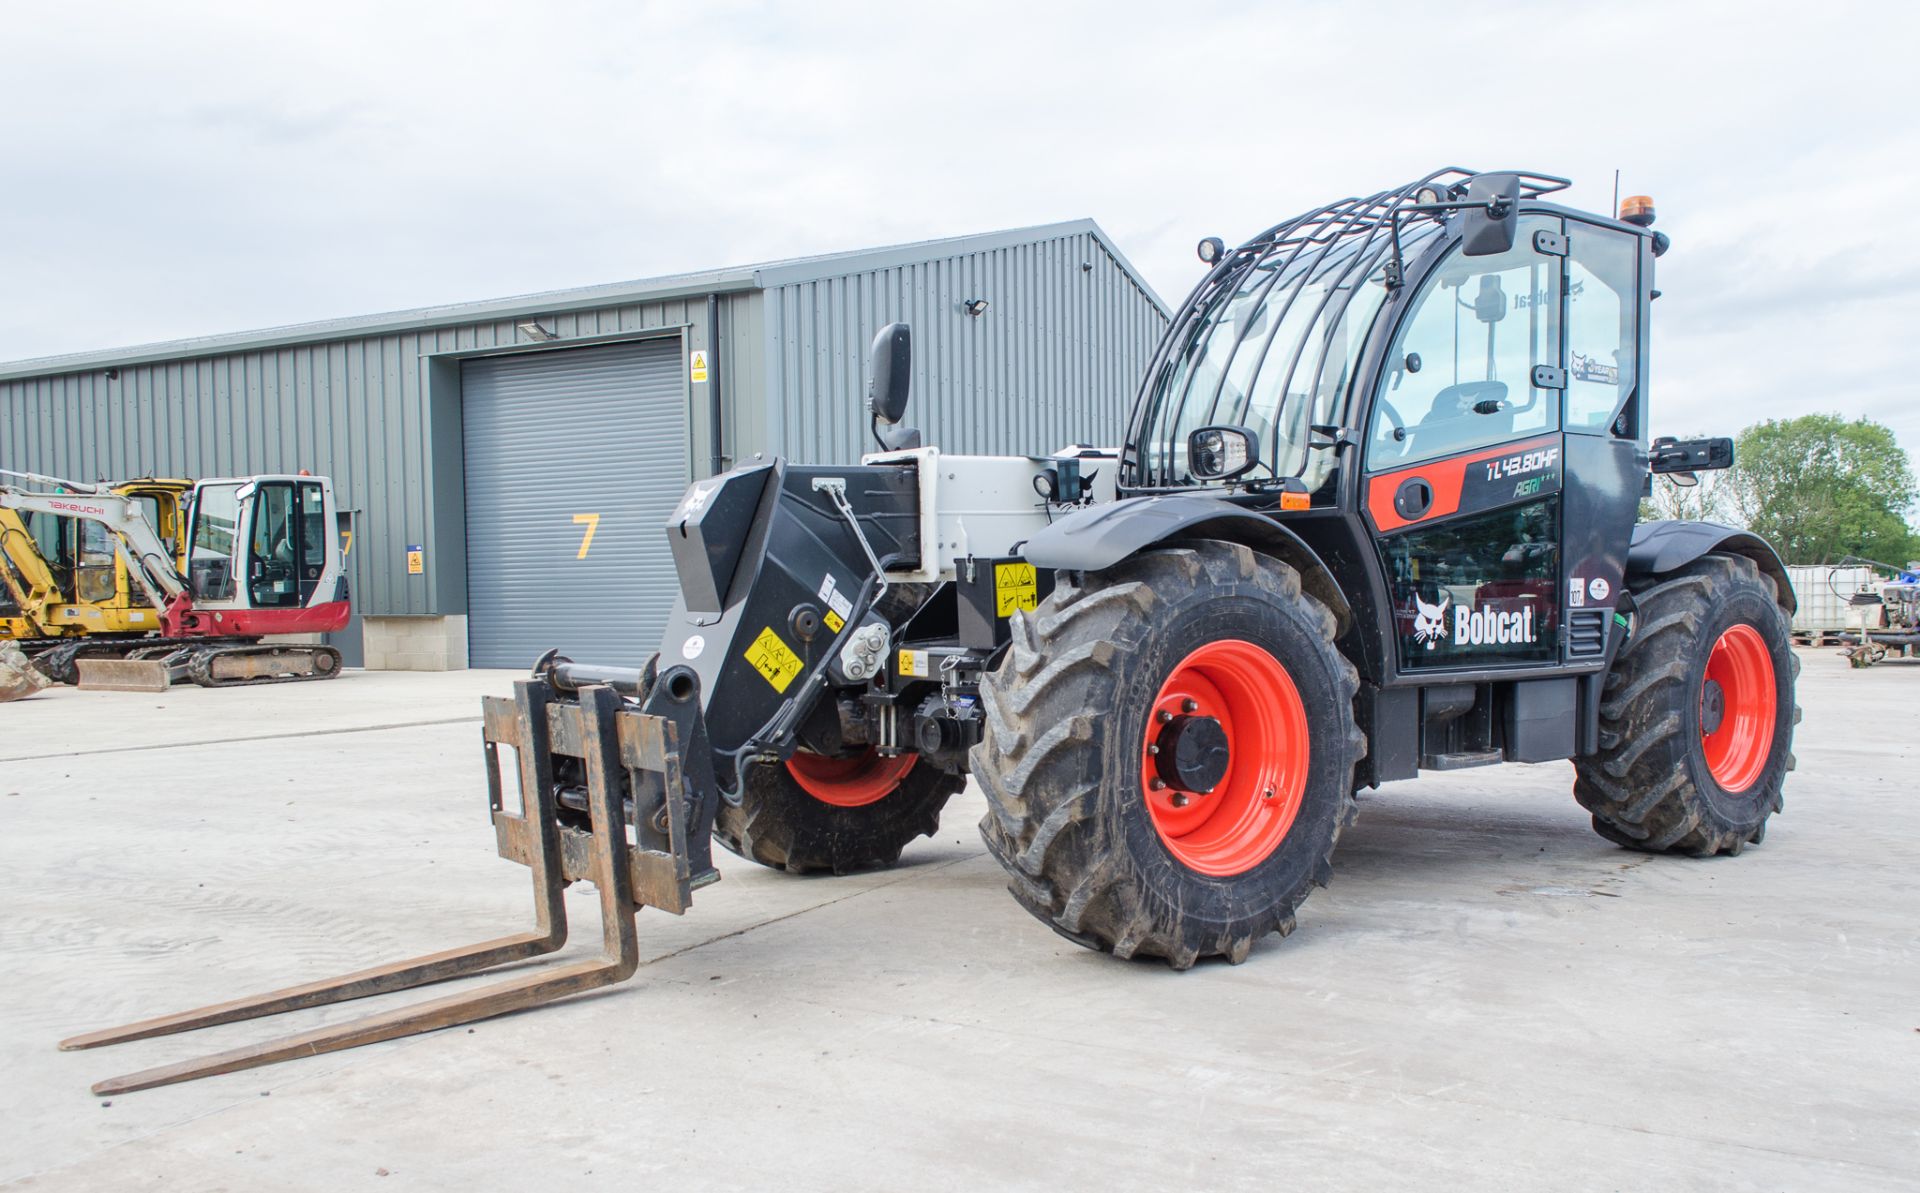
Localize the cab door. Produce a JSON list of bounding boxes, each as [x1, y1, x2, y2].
[[1558, 220, 1649, 660], [1361, 214, 1568, 675]]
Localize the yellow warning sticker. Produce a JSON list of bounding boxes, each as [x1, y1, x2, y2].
[[744, 626, 804, 692], [898, 649, 928, 678], [823, 608, 845, 633], [689, 349, 710, 384], [994, 561, 1038, 617]]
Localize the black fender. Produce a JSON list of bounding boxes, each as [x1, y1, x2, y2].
[[1628, 520, 1796, 614], [1019, 494, 1352, 632]]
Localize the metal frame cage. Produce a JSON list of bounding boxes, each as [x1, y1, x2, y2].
[[1123, 168, 1572, 491]]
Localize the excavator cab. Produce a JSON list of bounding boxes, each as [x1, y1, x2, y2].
[[183, 476, 343, 624]]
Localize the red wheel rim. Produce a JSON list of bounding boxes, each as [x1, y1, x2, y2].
[[785, 749, 917, 808], [1700, 623, 1776, 793], [1140, 639, 1310, 877]]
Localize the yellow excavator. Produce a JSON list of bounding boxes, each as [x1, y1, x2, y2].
[[0, 470, 350, 689], [1, 477, 193, 640], [1, 478, 196, 681]]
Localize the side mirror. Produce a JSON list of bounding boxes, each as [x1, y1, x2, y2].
[[1459, 172, 1520, 257], [1188, 425, 1260, 482], [867, 323, 912, 425], [1650, 435, 1734, 474], [866, 322, 921, 452]]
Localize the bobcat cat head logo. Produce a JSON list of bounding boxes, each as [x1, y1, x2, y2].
[[1413, 592, 1450, 649]]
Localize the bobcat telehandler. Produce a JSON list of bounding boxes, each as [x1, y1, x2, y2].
[[66, 168, 1798, 1094], [1, 470, 350, 689]]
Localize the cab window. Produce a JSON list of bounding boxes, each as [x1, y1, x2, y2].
[[1565, 227, 1639, 434], [299, 483, 327, 573], [1368, 215, 1563, 470], [189, 483, 241, 601], [249, 482, 300, 608], [74, 520, 117, 604]]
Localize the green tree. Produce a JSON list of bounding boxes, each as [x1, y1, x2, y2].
[[1727, 414, 1919, 564]]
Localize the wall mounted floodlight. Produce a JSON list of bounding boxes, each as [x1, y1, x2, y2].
[[1196, 237, 1225, 265], [962, 298, 990, 317], [517, 320, 558, 342]]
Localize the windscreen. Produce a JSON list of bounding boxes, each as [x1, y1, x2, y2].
[[191, 485, 240, 563], [1131, 222, 1439, 489]]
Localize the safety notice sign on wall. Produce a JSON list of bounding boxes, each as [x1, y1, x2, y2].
[[689, 350, 709, 384]]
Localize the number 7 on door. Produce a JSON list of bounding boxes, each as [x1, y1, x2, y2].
[[573, 513, 600, 559]]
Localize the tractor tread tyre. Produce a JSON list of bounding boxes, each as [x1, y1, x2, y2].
[[1574, 553, 1799, 856], [715, 760, 963, 876], [972, 542, 1365, 970]]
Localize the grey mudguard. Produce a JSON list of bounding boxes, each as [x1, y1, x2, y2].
[[1020, 494, 1351, 630], [1628, 520, 1796, 614]]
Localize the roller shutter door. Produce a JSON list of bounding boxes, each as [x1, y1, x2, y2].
[[462, 339, 686, 668]]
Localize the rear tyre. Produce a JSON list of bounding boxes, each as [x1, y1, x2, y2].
[[1575, 554, 1800, 855], [973, 542, 1365, 969], [714, 750, 964, 875]]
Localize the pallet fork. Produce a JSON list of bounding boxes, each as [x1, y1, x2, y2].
[[61, 675, 718, 1094]]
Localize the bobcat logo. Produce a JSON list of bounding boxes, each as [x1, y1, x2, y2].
[[679, 482, 714, 516], [1413, 592, 1450, 649]]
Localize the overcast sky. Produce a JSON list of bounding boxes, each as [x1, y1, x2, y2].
[[4, 1, 1916, 462]]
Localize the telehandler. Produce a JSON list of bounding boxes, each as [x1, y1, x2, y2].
[[1, 469, 350, 688], [66, 168, 1798, 1093]]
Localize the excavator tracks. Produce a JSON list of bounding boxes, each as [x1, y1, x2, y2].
[[62, 638, 344, 692]]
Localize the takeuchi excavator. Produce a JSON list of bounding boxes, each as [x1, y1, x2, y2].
[[1, 476, 195, 650], [0, 469, 351, 690]]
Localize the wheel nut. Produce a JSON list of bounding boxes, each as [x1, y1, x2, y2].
[[1170, 793, 1189, 808], [1156, 710, 1173, 724], [1146, 744, 1159, 756], [1149, 778, 1165, 791], [1182, 698, 1198, 713]]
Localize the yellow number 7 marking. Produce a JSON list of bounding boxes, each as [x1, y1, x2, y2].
[[572, 513, 600, 559]]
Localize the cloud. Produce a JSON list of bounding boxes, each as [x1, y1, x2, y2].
[[2, 0, 1916, 459]]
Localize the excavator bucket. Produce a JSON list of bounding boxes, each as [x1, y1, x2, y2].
[[1, 640, 51, 701], [60, 676, 717, 1094]]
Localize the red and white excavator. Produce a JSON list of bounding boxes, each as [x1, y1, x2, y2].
[[0, 469, 350, 690]]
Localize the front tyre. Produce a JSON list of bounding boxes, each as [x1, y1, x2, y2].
[[714, 750, 964, 875], [1575, 553, 1800, 855], [973, 542, 1365, 969]]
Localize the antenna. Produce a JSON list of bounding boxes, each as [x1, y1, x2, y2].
[[1612, 169, 1621, 218]]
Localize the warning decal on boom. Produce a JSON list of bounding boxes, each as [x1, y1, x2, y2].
[[744, 626, 804, 692]]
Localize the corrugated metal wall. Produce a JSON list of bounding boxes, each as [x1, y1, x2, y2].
[[0, 224, 1165, 630], [0, 293, 763, 618], [766, 228, 1168, 464]]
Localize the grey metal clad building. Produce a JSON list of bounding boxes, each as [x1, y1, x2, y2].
[[0, 220, 1169, 669]]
